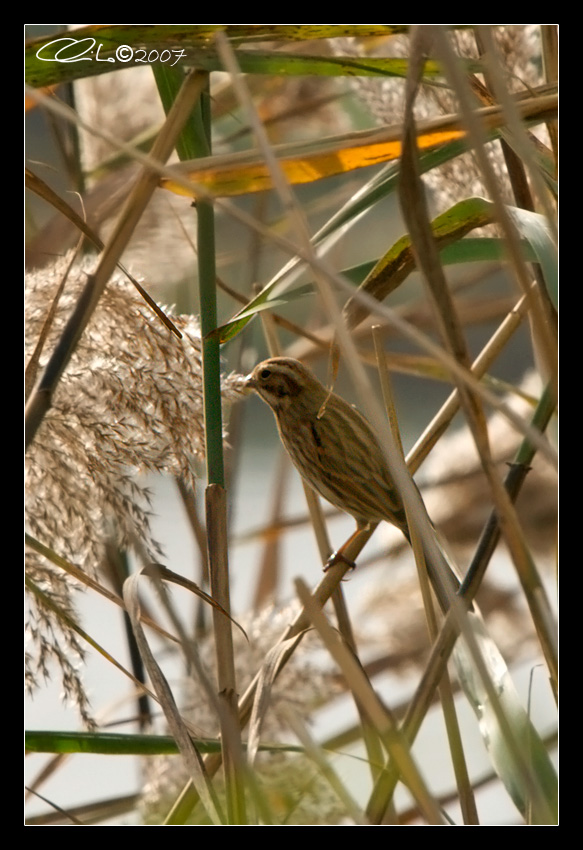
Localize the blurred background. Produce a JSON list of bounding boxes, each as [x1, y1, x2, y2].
[[25, 25, 557, 825]]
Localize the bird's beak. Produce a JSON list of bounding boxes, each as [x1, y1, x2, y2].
[[244, 372, 257, 390]]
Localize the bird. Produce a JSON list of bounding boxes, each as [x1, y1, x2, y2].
[[245, 356, 460, 610]]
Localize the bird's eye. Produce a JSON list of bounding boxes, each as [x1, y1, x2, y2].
[[260, 369, 271, 380]]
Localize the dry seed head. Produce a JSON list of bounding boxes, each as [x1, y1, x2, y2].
[[25, 253, 245, 720]]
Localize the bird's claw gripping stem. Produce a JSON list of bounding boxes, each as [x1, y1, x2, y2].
[[323, 551, 357, 572]]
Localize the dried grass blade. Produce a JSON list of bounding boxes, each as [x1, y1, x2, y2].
[[246, 633, 306, 768], [294, 578, 443, 825], [142, 562, 248, 642], [123, 570, 224, 825]]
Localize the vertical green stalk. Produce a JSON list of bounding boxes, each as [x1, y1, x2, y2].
[[198, 201, 225, 488], [153, 65, 245, 824], [154, 65, 224, 485]]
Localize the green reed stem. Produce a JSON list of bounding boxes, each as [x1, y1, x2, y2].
[[154, 65, 224, 487], [154, 65, 245, 824]]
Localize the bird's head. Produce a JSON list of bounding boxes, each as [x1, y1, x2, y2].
[[245, 357, 326, 414]]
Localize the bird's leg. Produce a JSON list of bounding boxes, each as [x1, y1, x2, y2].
[[323, 521, 377, 571]]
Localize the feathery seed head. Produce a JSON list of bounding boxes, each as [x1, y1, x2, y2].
[[25, 252, 245, 723]]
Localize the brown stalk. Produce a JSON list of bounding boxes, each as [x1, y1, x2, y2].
[[294, 577, 443, 825], [373, 328, 479, 824], [400, 26, 557, 686]]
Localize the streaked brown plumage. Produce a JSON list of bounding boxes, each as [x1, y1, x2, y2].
[[245, 356, 409, 539]]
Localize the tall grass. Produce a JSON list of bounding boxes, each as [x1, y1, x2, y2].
[[25, 25, 557, 825]]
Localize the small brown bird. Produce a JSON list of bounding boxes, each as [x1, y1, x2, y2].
[[246, 356, 459, 609], [246, 356, 408, 536]]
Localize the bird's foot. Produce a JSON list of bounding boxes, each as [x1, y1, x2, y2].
[[323, 550, 357, 572]]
